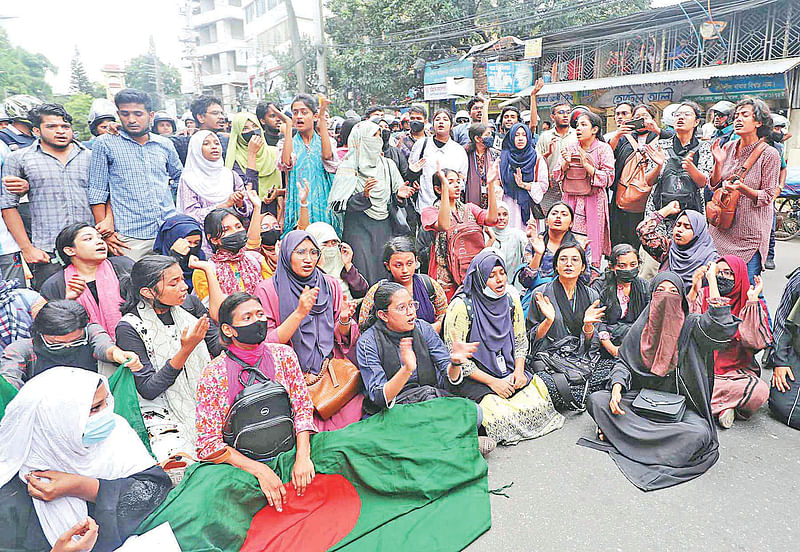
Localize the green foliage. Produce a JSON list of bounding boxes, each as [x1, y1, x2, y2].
[[70, 48, 93, 95], [324, 0, 649, 109], [0, 28, 55, 98], [124, 55, 182, 109], [60, 93, 95, 141]]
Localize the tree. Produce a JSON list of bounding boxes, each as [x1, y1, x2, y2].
[[324, 0, 649, 109], [60, 93, 95, 141], [124, 55, 182, 109], [0, 28, 55, 98], [70, 48, 93, 95]]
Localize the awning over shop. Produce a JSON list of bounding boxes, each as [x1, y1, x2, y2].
[[515, 57, 800, 97]]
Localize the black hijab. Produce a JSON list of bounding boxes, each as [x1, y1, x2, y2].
[[594, 271, 649, 326], [373, 319, 437, 387]]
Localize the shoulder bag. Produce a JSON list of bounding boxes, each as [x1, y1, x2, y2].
[[706, 139, 768, 229], [616, 134, 653, 213]]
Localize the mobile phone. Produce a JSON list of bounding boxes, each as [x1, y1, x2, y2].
[[629, 118, 645, 130]]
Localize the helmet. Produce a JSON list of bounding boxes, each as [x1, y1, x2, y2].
[[153, 111, 177, 133], [662, 103, 680, 128], [455, 110, 470, 124], [569, 105, 591, 127], [3, 95, 43, 125], [708, 100, 735, 116], [771, 113, 789, 128], [521, 109, 531, 123], [0, 107, 10, 123], [87, 98, 118, 135]]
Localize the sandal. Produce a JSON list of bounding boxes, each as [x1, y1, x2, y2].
[[596, 427, 605, 441]]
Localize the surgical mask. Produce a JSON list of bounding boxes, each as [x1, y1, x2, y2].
[[409, 121, 424, 133], [716, 276, 735, 297], [483, 285, 506, 299], [82, 406, 116, 446], [381, 129, 391, 148], [260, 228, 281, 247], [233, 319, 268, 345], [242, 128, 262, 142], [615, 267, 639, 283], [220, 230, 248, 253], [481, 136, 494, 149], [322, 245, 340, 263]]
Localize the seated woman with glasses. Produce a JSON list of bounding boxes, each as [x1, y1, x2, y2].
[[254, 229, 363, 431], [0, 300, 141, 389]]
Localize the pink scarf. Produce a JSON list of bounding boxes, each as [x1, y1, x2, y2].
[[64, 260, 123, 337], [210, 249, 262, 295], [224, 343, 277, 406]]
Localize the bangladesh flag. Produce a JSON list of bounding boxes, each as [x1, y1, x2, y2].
[[1, 370, 492, 551]]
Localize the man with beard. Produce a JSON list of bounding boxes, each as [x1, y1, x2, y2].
[[172, 95, 229, 164], [88, 89, 182, 261], [0, 104, 94, 289], [256, 101, 284, 146], [536, 101, 578, 213]]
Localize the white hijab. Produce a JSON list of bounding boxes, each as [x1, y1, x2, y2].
[[0, 367, 155, 545], [306, 222, 353, 301], [178, 129, 235, 205]]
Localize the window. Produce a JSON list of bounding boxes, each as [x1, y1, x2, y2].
[[245, 3, 255, 22], [229, 0, 241, 6], [230, 20, 244, 39], [255, 0, 266, 17]]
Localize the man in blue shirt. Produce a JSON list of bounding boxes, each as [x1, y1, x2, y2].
[[88, 89, 182, 261]]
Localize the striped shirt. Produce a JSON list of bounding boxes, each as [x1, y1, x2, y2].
[[772, 268, 800, 367], [708, 140, 780, 265], [88, 130, 182, 240], [0, 140, 93, 251]]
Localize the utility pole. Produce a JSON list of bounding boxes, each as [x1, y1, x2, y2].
[[285, 0, 307, 93], [315, 0, 327, 90], [149, 36, 164, 107]]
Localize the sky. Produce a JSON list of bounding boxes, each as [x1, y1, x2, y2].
[[2, 0, 187, 94]]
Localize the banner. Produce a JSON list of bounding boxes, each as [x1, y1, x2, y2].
[[487, 62, 533, 95]]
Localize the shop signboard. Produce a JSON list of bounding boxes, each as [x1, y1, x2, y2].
[[487, 62, 533, 95], [424, 83, 455, 101], [708, 74, 786, 94], [423, 58, 474, 85]]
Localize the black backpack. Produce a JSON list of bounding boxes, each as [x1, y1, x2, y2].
[[222, 353, 296, 462], [656, 145, 701, 211]]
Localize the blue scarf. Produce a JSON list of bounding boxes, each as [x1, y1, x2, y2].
[[499, 123, 537, 214]]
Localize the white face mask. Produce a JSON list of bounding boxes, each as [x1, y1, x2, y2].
[[483, 285, 506, 299], [321, 245, 340, 263]]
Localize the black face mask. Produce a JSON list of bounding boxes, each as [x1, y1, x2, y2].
[[260, 229, 280, 246], [171, 250, 190, 270], [242, 128, 262, 142], [409, 121, 424, 133], [232, 319, 267, 345], [716, 276, 735, 297], [381, 129, 391, 148], [615, 267, 639, 283], [220, 230, 248, 253]]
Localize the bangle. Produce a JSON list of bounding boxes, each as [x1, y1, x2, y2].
[[300, 202, 309, 208], [451, 359, 463, 367]]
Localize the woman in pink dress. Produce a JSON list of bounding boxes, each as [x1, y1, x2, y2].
[[254, 229, 363, 431], [553, 111, 614, 269]]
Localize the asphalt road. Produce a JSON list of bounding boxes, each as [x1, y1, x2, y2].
[[468, 240, 799, 552]]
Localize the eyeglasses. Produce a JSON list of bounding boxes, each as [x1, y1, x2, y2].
[[207, 110, 225, 117], [389, 301, 420, 315], [554, 109, 570, 115], [293, 247, 321, 259], [718, 269, 735, 279], [41, 330, 89, 351]]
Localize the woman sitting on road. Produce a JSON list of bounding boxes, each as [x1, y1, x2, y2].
[[591, 244, 650, 359], [0, 367, 171, 552], [769, 266, 800, 429], [41, 223, 133, 337], [359, 236, 448, 334], [526, 243, 613, 411], [446, 251, 564, 444], [580, 269, 738, 491], [306, 221, 368, 301]]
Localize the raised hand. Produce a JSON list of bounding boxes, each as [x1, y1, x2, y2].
[[710, 140, 725, 166], [298, 179, 310, 205], [340, 242, 354, 269], [339, 297, 356, 324], [181, 315, 209, 350], [187, 254, 213, 272], [583, 299, 606, 325], [228, 190, 245, 208], [397, 181, 415, 199], [450, 340, 479, 366], [248, 134, 264, 156], [65, 274, 87, 300], [535, 292, 556, 321], [398, 337, 417, 372], [747, 275, 763, 302], [644, 143, 665, 166], [529, 231, 546, 255], [296, 286, 320, 317], [532, 77, 545, 95], [246, 188, 262, 209]]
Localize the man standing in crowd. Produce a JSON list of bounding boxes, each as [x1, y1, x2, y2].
[[0, 104, 93, 289], [256, 101, 284, 146], [398, 105, 428, 160], [365, 105, 384, 120], [88, 88, 182, 261], [0, 95, 42, 152], [603, 102, 634, 142], [708, 100, 736, 146], [498, 105, 521, 138], [172, 95, 229, 164], [453, 95, 488, 146], [0, 141, 24, 283], [536, 101, 577, 212]]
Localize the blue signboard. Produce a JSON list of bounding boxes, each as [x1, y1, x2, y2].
[[423, 58, 474, 85], [486, 62, 533, 94], [709, 74, 785, 93]]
